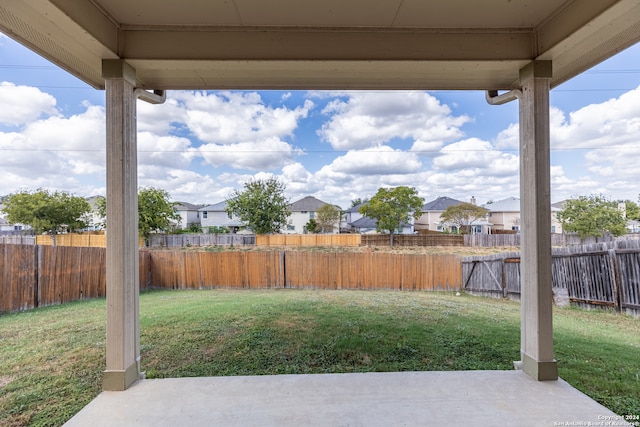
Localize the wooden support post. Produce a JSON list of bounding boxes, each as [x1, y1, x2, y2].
[[102, 60, 142, 391], [518, 61, 558, 381]]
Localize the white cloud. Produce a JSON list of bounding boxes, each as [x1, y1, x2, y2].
[[197, 138, 299, 170], [0, 103, 107, 196], [552, 86, 640, 149], [282, 162, 312, 183], [0, 82, 58, 126], [410, 139, 444, 155], [171, 91, 313, 144], [433, 138, 519, 175], [494, 123, 519, 149], [328, 146, 422, 175], [318, 91, 469, 150], [137, 132, 194, 168], [137, 97, 188, 135]]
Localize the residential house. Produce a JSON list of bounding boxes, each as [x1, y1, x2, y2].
[[284, 196, 339, 234], [485, 197, 563, 234], [341, 202, 415, 234], [340, 203, 365, 233], [84, 196, 105, 231], [173, 202, 203, 230], [0, 216, 18, 233], [198, 201, 244, 232], [415, 196, 464, 232], [627, 220, 640, 233]]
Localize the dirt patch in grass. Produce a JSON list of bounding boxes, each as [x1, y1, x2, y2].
[[0, 376, 12, 389]]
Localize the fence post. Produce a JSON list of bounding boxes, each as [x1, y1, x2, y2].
[[34, 244, 40, 309], [502, 258, 507, 298], [608, 249, 622, 313]]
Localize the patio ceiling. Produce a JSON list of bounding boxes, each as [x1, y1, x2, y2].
[[1, 0, 639, 90]]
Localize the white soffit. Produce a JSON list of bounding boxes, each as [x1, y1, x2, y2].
[[0, 0, 639, 90]]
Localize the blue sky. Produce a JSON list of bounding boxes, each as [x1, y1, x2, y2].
[[1, 31, 640, 210]]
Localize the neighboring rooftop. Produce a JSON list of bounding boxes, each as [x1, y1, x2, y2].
[[288, 196, 331, 212], [422, 196, 464, 211], [484, 197, 521, 212], [199, 201, 228, 212]]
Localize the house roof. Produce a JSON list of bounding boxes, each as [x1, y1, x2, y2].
[[484, 197, 521, 212], [350, 217, 377, 229], [199, 201, 228, 212], [1, 1, 637, 91], [174, 201, 202, 211], [346, 203, 366, 213], [486, 197, 562, 213], [288, 196, 330, 212], [422, 196, 464, 212]]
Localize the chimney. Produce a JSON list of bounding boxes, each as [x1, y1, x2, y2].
[[470, 196, 476, 205]]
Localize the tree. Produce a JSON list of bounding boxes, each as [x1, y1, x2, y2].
[[557, 195, 626, 238], [138, 187, 180, 239], [350, 198, 368, 208], [440, 202, 488, 234], [359, 186, 424, 246], [305, 218, 320, 233], [96, 187, 180, 239], [1, 188, 91, 234], [316, 204, 341, 233], [225, 177, 291, 234], [624, 200, 640, 221]]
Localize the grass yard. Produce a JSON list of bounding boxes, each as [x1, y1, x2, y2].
[[0, 289, 638, 426]]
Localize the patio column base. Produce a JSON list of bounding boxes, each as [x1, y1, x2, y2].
[[103, 362, 143, 391], [517, 353, 558, 381]]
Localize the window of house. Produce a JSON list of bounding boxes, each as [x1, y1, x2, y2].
[[287, 225, 295, 231], [310, 211, 315, 219], [203, 212, 208, 219], [511, 226, 520, 231]]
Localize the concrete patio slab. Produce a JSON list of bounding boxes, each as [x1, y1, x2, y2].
[[65, 370, 628, 427]]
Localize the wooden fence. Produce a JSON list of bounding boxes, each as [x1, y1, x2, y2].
[[256, 234, 361, 247], [148, 251, 460, 291], [0, 244, 151, 313], [360, 234, 463, 247], [148, 233, 256, 248], [35, 234, 145, 248], [1, 244, 461, 312], [36, 234, 108, 247], [464, 233, 640, 247], [462, 240, 640, 315], [0, 235, 36, 245]]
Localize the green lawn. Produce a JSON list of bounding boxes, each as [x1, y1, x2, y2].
[[1, 289, 638, 426]]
